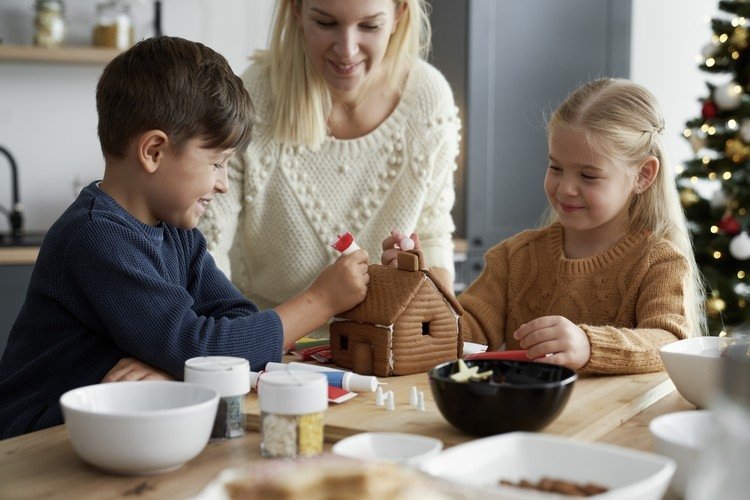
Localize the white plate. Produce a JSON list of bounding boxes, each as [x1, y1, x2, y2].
[[420, 432, 675, 499], [191, 455, 479, 500], [332, 432, 443, 465]]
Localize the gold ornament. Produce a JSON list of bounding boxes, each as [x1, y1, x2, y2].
[[689, 133, 707, 154], [706, 295, 727, 317], [725, 138, 750, 163], [731, 26, 749, 50], [680, 188, 700, 207]]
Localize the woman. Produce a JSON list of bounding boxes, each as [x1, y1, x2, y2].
[[200, 0, 460, 336]]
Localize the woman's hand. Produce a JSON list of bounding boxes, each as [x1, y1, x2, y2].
[[102, 357, 174, 383], [513, 315, 591, 370], [381, 230, 420, 266]]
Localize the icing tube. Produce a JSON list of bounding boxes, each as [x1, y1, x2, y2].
[[331, 232, 360, 255], [264, 361, 379, 393]]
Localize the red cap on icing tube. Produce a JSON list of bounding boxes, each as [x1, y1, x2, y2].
[[331, 232, 360, 255]]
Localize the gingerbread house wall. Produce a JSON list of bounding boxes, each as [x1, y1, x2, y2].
[[329, 321, 392, 377], [390, 279, 460, 375]]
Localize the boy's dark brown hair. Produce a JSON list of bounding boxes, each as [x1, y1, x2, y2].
[[96, 36, 254, 158]]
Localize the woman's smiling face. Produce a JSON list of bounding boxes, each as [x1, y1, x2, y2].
[[296, 0, 402, 96]]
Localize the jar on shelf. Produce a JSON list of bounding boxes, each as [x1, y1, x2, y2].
[[92, 0, 134, 50], [258, 371, 327, 458], [34, 0, 65, 48]]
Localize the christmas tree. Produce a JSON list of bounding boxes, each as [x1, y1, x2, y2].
[[680, 0, 750, 335]]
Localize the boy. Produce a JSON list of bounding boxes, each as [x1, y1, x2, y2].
[[0, 37, 369, 439]]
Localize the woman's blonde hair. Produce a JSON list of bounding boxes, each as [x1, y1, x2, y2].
[[254, 0, 431, 149], [546, 78, 707, 336]]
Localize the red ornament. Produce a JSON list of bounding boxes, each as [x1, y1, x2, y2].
[[719, 215, 742, 235], [702, 101, 718, 119]]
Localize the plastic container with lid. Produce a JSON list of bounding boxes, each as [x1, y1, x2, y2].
[[184, 356, 250, 439], [257, 371, 328, 458]]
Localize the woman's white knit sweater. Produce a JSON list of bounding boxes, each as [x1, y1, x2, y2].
[[199, 59, 461, 334]]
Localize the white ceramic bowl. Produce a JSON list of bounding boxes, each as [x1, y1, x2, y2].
[[659, 336, 734, 408], [60, 381, 219, 475], [332, 432, 443, 465], [649, 410, 714, 498], [420, 432, 675, 499]]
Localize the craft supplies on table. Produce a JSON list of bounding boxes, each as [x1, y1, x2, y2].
[[257, 371, 328, 458], [184, 356, 250, 439]]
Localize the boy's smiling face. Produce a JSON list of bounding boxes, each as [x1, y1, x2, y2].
[[147, 138, 234, 229]]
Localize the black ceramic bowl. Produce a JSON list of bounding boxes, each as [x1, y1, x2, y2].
[[428, 359, 577, 436]]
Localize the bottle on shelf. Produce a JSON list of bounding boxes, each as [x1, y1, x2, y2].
[[33, 0, 65, 48]]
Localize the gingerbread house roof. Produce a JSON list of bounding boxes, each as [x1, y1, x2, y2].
[[335, 251, 464, 325]]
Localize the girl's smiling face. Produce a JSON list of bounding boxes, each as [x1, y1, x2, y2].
[[545, 126, 637, 242], [296, 0, 403, 97]]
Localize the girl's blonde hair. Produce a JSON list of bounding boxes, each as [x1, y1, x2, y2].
[[254, 0, 432, 149], [546, 78, 707, 336]]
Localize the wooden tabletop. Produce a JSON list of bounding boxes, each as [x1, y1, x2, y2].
[[0, 371, 695, 499]]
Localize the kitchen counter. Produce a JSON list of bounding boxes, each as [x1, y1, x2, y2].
[[0, 247, 39, 265], [0, 238, 469, 267]]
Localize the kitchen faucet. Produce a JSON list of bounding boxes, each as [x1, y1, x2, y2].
[[0, 145, 23, 238]]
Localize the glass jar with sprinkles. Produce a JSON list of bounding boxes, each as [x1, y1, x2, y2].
[[184, 356, 250, 439], [257, 371, 327, 458]]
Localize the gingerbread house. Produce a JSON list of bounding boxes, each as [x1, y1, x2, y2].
[[329, 250, 464, 377]]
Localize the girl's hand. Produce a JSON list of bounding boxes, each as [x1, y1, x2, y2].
[[513, 316, 591, 370], [381, 230, 421, 267], [102, 357, 174, 383]]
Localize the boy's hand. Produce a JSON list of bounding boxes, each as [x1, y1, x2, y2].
[[381, 230, 421, 267], [102, 357, 174, 383], [513, 316, 590, 370], [311, 249, 369, 315]]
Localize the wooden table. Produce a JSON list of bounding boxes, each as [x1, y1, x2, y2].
[[0, 371, 695, 499]]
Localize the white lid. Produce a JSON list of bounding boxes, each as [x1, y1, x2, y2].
[[258, 371, 328, 415], [184, 356, 250, 397]]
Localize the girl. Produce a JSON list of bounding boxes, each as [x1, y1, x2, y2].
[[386, 78, 706, 375]]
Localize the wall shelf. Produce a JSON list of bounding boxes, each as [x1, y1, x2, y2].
[[0, 44, 121, 64]]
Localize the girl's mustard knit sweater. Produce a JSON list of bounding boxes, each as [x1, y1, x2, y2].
[[459, 223, 691, 375]]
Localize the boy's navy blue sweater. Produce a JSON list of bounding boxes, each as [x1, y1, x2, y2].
[[0, 182, 283, 438]]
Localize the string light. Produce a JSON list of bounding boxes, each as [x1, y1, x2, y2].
[[728, 119, 738, 129], [714, 251, 723, 259], [738, 270, 746, 279], [691, 176, 700, 183], [708, 126, 717, 135], [702, 156, 711, 164], [732, 17, 740, 27], [723, 171, 733, 180], [733, 51, 740, 59], [675, 164, 685, 174], [711, 225, 720, 233], [684, 129, 693, 138], [709, 172, 718, 180], [720, 33, 729, 42], [719, 330, 727, 337], [706, 58, 716, 67]]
